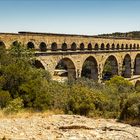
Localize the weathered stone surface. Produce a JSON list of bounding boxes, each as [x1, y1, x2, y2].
[[0, 114, 139, 140]]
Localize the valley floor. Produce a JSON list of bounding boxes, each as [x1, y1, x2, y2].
[[0, 114, 140, 140]]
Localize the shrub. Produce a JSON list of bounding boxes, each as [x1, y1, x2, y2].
[[65, 84, 103, 116], [119, 92, 140, 124], [4, 97, 24, 113], [0, 90, 11, 108]]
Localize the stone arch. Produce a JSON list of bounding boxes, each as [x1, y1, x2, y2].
[[101, 43, 105, 50], [62, 43, 67, 51], [81, 56, 98, 81], [116, 44, 120, 50], [27, 41, 35, 49], [51, 42, 57, 51], [133, 44, 136, 49], [39, 42, 47, 51], [80, 43, 84, 50], [122, 54, 131, 78], [106, 43, 110, 50], [71, 42, 77, 51], [87, 43, 92, 50], [33, 60, 45, 69], [55, 57, 76, 79], [121, 44, 124, 50], [12, 41, 18, 46], [130, 44, 132, 49], [102, 55, 118, 80], [111, 43, 115, 50], [0, 41, 5, 48], [125, 44, 128, 49], [134, 54, 140, 75], [137, 44, 139, 49], [95, 43, 99, 50]]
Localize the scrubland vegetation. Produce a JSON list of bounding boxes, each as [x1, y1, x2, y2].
[[0, 42, 140, 126]]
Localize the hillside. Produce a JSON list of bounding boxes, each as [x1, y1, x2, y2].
[[98, 31, 140, 39]]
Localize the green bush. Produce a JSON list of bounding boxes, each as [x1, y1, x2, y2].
[[0, 90, 11, 108], [119, 92, 140, 123], [4, 97, 24, 113]]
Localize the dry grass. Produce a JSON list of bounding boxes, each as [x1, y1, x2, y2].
[[0, 109, 64, 119]]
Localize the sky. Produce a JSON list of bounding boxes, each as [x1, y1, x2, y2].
[[0, 0, 140, 35]]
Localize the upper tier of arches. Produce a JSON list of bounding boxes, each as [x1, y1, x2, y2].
[[0, 40, 140, 52]]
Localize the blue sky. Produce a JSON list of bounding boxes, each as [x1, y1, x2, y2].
[[0, 0, 140, 35]]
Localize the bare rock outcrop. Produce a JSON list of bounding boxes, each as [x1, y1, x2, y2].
[[0, 114, 139, 140]]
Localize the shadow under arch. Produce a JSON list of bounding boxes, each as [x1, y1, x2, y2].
[[102, 55, 118, 80], [81, 56, 98, 81], [33, 60, 45, 69], [122, 54, 131, 78], [55, 57, 76, 79], [134, 54, 140, 75], [0, 41, 5, 49]]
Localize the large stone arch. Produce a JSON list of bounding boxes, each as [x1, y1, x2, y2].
[[81, 56, 98, 81], [102, 55, 118, 80], [54, 57, 76, 79], [134, 54, 140, 75], [122, 54, 131, 78]]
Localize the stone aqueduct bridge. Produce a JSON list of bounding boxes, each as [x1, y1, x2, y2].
[[1, 32, 140, 84]]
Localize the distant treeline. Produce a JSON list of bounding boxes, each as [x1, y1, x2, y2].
[[98, 31, 140, 39]]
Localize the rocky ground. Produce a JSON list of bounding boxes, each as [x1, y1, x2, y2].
[[0, 114, 140, 140]]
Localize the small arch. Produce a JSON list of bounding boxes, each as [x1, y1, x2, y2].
[[137, 44, 139, 49], [101, 43, 105, 50], [130, 44, 132, 49], [94, 43, 99, 50], [133, 44, 136, 49], [80, 43, 85, 50], [87, 43, 92, 50], [62, 43, 67, 51], [106, 43, 110, 50], [71, 42, 77, 51], [51, 42, 57, 51], [122, 54, 131, 78], [27, 42, 35, 49], [103, 55, 118, 80], [33, 60, 45, 69], [81, 56, 98, 81], [121, 44, 124, 50], [39, 42, 47, 51], [116, 44, 120, 50], [12, 41, 18, 46], [111, 43, 115, 50], [125, 44, 128, 49]]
